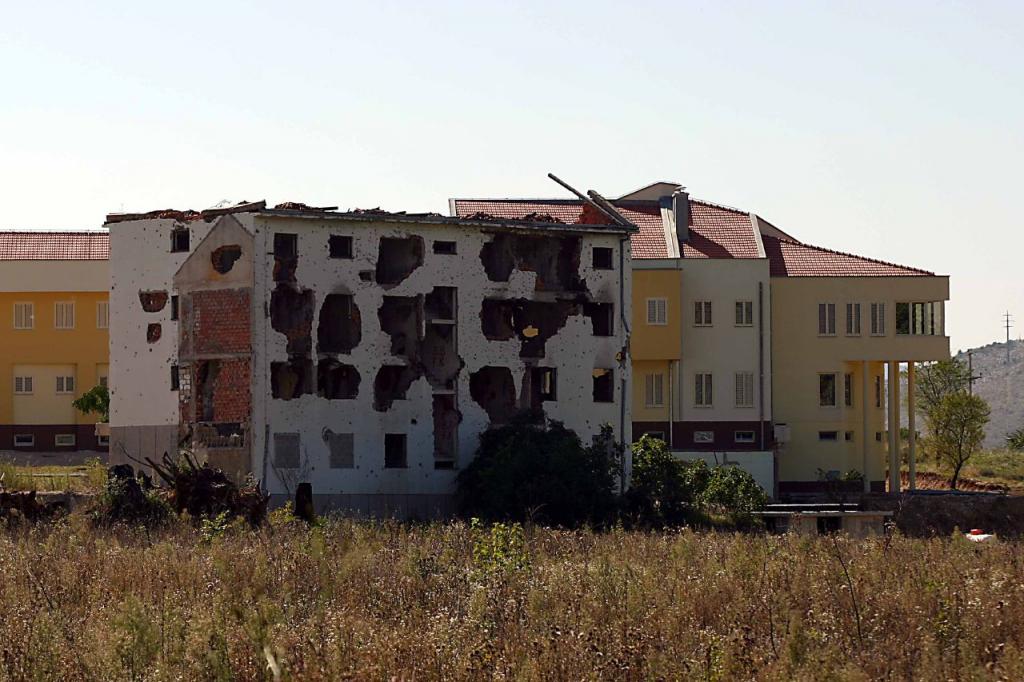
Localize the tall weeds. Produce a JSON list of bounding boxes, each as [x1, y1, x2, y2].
[[1, 518, 1023, 680]]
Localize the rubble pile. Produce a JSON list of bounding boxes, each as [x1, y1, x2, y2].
[[145, 452, 268, 526]]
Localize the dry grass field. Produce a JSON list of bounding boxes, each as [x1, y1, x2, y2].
[[1, 516, 1023, 680]]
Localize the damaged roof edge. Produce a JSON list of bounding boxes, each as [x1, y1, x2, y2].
[[259, 209, 639, 234], [104, 204, 636, 234]]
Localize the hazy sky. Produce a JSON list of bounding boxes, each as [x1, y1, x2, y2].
[[1, 1, 1020, 351]]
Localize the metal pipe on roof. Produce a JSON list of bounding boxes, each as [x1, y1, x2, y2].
[[546, 173, 633, 228]]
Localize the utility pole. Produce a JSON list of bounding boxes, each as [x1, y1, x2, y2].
[[1004, 311, 1014, 363], [967, 350, 982, 395]]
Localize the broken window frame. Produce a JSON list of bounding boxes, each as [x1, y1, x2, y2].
[[592, 246, 614, 270], [170, 228, 190, 253], [170, 295, 179, 321], [274, 233, 298, 258], [592, 369, 614, 403], [329, 235, 354, 259], [537, 367, 557, 401], [384, 433, 408, 469], [432, 240, 457, 255]]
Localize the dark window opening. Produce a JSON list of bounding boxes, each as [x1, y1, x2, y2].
[[170, 295, 179, 321], [533, 367, 557, 402], [592, 247, 614, 270], [271, 359, 314, 400], [818, 431, 839, 441], [425, 287, 456, 321], [325, 431, 354, 468], [433, 240, 457, 255], [584, 302, 614, 336], [329, 235, 353, 259], [376, 236, 424, 286], [171, 228, 190, 253], [433, 394, 459, 466], [384, 433, 408, 468], [274, 233, 298, 258], [592, 369, 614, 402], [469, 366, 517, 423], [274, 433, 300, 468], [317, 294, 361, 354], [211, 244, 242, 274], [171, 365, 180, 391], [317, 360, 360, 399], [845, 431, 854, 441]]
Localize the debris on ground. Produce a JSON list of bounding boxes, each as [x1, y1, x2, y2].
[[966, 528, 996, 543], [144, 452, 268, 526]]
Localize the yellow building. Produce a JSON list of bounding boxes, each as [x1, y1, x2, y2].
[[764, 236, 948, 495], [0, 231, 110, 452]]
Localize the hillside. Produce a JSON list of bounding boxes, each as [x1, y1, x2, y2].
[[953, 339, 1024, 449]]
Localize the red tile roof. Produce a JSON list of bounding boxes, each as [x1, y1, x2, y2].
[[0, 231, 109, 261], [762, 234, 932, 277], [451, 198, 761, 260]]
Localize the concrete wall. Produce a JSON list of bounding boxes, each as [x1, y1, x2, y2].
[[770, 275, 950, 487], [248, 215, 632, 502], [109, 218, 217, 463]]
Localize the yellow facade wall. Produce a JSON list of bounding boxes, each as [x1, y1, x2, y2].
[[632, 359, 673, 423], [771, 275, 949, 484], [630, 269, 682, 361], [0, 291, 110, 428]]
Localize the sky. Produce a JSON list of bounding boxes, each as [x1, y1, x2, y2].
[[1, 1, 1021, 352]]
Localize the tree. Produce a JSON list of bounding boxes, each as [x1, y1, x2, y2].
[[915, 359, 971, 415], [72, 384, 109, 423], [455, 413, 619, 527], [926, 392, 990, 489], [701, 465, 768, 520], [625, 435, 705, 526], [1007, 427, 1024, 451]]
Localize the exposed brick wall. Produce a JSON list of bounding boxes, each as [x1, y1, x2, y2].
[[211, 358, 251, 422], [188, 288, 251, 355]]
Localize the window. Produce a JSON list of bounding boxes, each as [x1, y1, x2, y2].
[[170, 228, 190, 252], [895, 301, 944, 336], [329, 235, 354, 258], [13, 434, 34, 448], [845, 431, 854, 442], [170, 295, 179, 321], [845, 303, 861, 336], [819, 373, 837, 407], [642, 431, 666, 442], [735, 431, 756, 444], [99, 375, 108, 388], [171, 365, 180, 391], [274, 233, 298, 258], [433, 240, 457, 255], [870, 303, 886, 336], [818, 431, 839, 441], [592, 369, 614, 403], [592, 247, 614, 270], [384, 434, 408, 468], [96, 301, 109, 329], [874, 375, 882, 408], [13, 376, 32, 395], [586, 302, 614, 336], [818, 303, 836, 335], [735, 301, 753, 326], [734, 372, 754, 408], [694, 431, 714, 444], [695, 373, 713, 407], [54, 302, 75, 329], [54, 434, 76, 447], [327, 432, 355, 468], [844, 373, 853, 407], [646, 298, 667, 325], [97, 435, 110, 446], [273, 433, 300, 468], [694, 301, 712, 326], [537, 368, 557, 401], [56, 376, 75, 394], [13, 302, 34, 329], [644, 373, 664, 408]]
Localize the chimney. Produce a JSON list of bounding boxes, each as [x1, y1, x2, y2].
[[673, 188, 690, 242]]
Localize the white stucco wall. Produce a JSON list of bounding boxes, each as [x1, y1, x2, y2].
[[248, 216, 632, 498], [109, 219, 217, 431], [673, 450, 775, 493], [676, 258, 772, 425]]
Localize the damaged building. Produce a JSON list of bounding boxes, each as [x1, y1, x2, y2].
[[107, 200, 634, 516]]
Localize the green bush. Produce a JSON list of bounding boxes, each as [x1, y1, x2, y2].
[[625, 435, 705, 526], [456, 412, 619, 527], [700, 465, 769, 520]]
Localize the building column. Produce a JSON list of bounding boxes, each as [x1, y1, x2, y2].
[[888, 360, 901, 495], [907, 361, 916, 491], [861, 360, 870, 493]]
